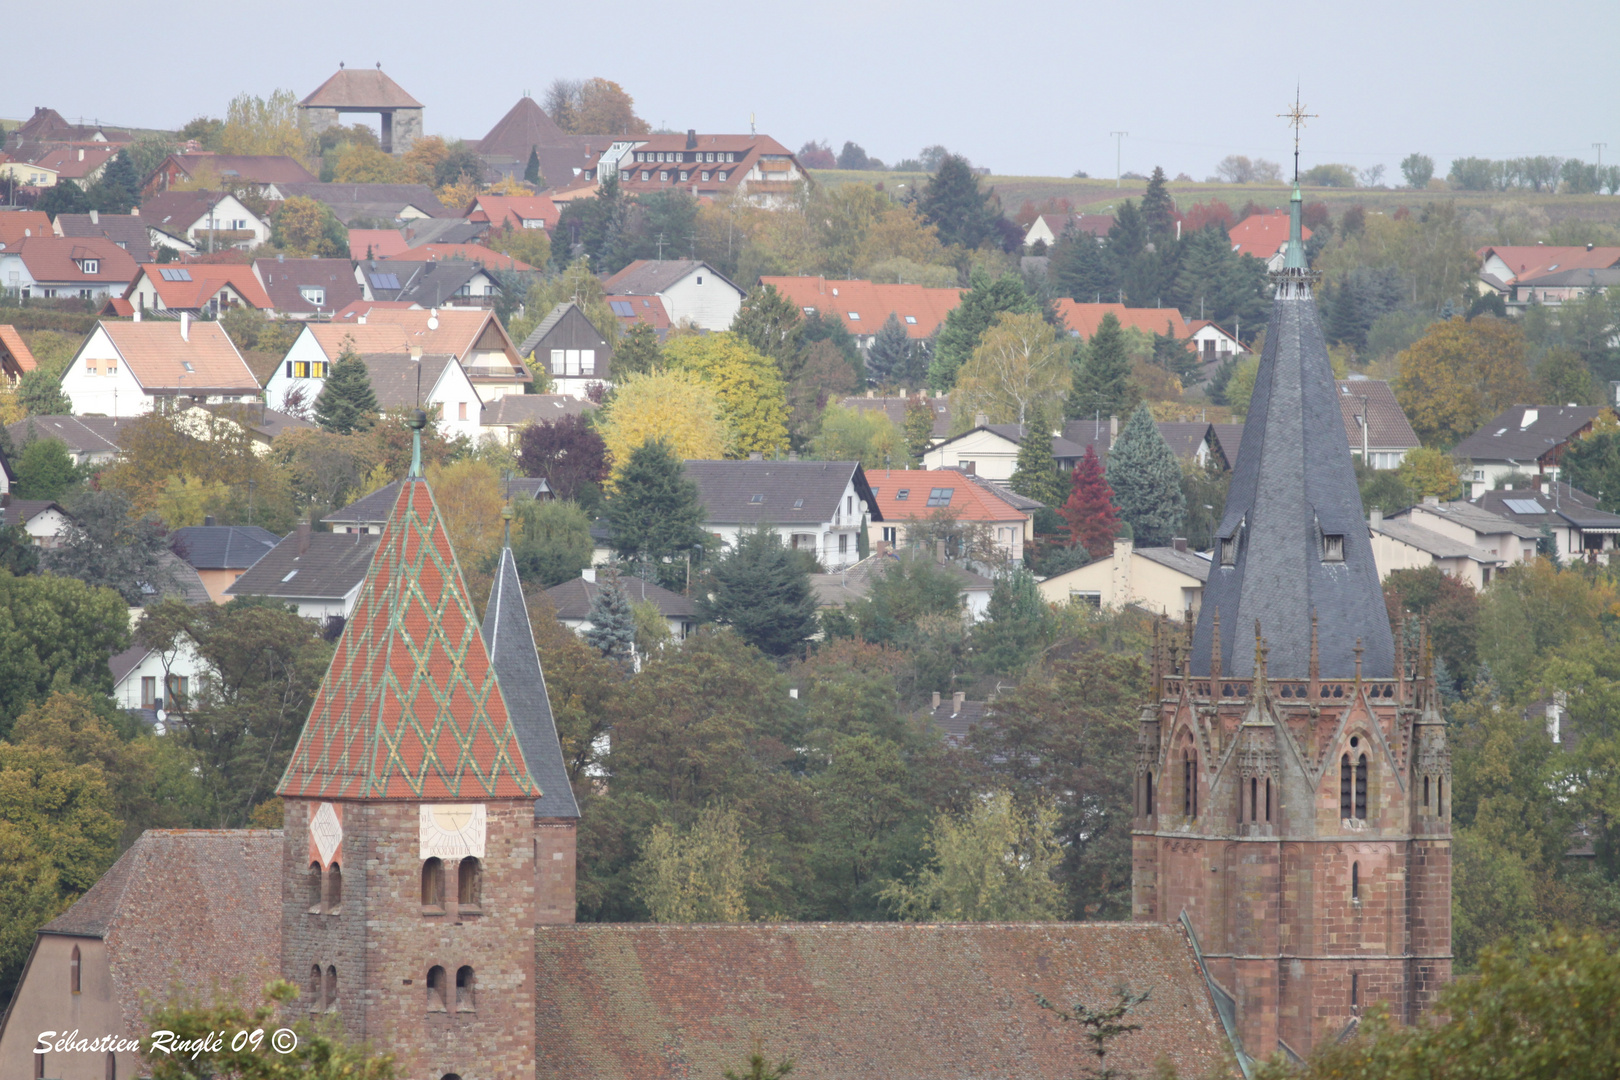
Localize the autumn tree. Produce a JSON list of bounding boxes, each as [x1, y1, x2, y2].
[[510, 498, 594, 586], [930, 269, 1039, 391], [810, 404, 908, 470], [881, 791, 1064, 921], [1395, 447, 1464, 500], [1062, 445, 1118, 559], [1401, 152, 1435, 188], [951, 312, 1072, 429], [424, 459, 505, 569], [574, 78, 650, 135], [787, 339, 859, 446], [1395, 316, 1535, 447], [662, 332, 791, 457], [635, 804, 755, 921], [219, 89, 304, 157], [730, 283, 804, 380], [599, 370, 729, 478], [314, 348, 378, 434], [516, 415, 609, 499], [1104, 405, 1185, 547], [1069, 311, 1137, 420], [611, 322, 663, 378], [273, 196, 346, 258]]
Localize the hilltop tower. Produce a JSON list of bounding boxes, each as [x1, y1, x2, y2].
[[1130, 178, 1451, 1062], [276, 416, 562, 1079]]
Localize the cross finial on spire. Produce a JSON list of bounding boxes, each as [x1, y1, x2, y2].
[[1277, 85, 1318, 184]]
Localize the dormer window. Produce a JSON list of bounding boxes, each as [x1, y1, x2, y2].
[[80, 258, 99, 274], [1322, 534, 1345, 562], [1219, 536, 1237, 565], [300, 286, 325, 306]]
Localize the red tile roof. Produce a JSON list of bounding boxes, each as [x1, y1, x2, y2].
[[533, 921, 1234, 1080], [130, 262, 272, 310], [1053, 300, 1186, 339], [299, 67, 422, 109], [614, 134, 798, 197], [0, 210, 53, 245], [34, 144, 118, 179], [98, 319, 260, 391], [278, 478, 541, 800], [466, 194, 560, 232], [7, 235, 138, 284], [1477, 244, 1620, 284], [348, 228, 411, 259], [605, 293, 670, 330], [0, 325, 37, 374], [379, 242, 535, 272], [1228, 212, 1311, 260], [164, 153, 315, 185], [761, 277, 963, 339], [865, 468, 1028, 523]]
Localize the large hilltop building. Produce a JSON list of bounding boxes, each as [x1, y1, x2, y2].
[[1133, 181, 1451, 1064], [299, 65, 424, 154]]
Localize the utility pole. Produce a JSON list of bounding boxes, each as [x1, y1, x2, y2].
[[1595, 142, 1608, 167], [1110, 132, 1128, 188]]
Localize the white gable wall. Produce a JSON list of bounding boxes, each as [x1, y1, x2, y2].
[[62, 324, 150, 416], [658, 268, 743, 331], [922, 428, 1022, 481], [264, 327, 335, 412]]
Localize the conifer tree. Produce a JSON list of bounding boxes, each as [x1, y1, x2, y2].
[[1068, 312, 1137, 420], [866, 313, 913, 387], [730, 283, 804, 381], [612, 322, 663, 378], [524, 147, 542, 186], [930, 269, 1039, 391], [605, 438, 707, 589], [1139, 166, 1177, 242], [698, 527, 819, 657], [1049, 227, 1118, 304], [314, 349, 378, 434], [1061, 445, 1118, 560], [917, 153, 1002, 251], [973, 569, 1049, 674], [93, 152, 140, 213], [1104, 405, 1186, 547], [1010, 426, 1066, 509], [584, 567, 638, 668]]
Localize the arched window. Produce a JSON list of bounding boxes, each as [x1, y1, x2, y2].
[[422, 858, 444, 908], [309, 964, 323, 1009], [458, 857, 481, 907], [455, 965, 475, 1011], [326, 863, 342, 910], [1265, 778, 1272, 823], [1351, 861, 1360, 900], [1423, 774, 1430, 810], [1182, 749, 1197, 817], [1437, 776, 1444, 814], [1351, 972, 1360, 1007], [427, 965, 448, 1011], [308, 862, 323, 912], [324, 965, 337, 1010], [1249, 777, 1258, 823], [1144, 772, 1154, 815], [70, 944, 81, 994], [1355, 755, 1368, 820]]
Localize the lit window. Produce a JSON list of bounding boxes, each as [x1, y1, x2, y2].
[[293, 361, 310, 378], [311, 362, 327, 378]]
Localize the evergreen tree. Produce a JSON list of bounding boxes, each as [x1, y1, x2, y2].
[[866, 313, 913, 387], [1324, 280, 1362, 346], [1173, 223, 1269, 332], [800, 310, 864, 387], [314, 349, 378, 434], [1106, 201, 1146, 264], [697, 527, 819, 657], [929, 269, 1039, 391], [1139, 166, 1177, 242], [524, 147, 542, 186], [612, 322, 663, 378], [1104, 405, 1186, 547], [1010, 426, 1066, 508], [730, 284, 804, 381], [583, 567, 637, 668], [14, 437, 78, 500], [1151, 325, 1196, 382], [1061, 445, 1118, 559], [17, 367, 70, 416], [1049, 228, 1118, 304], [917, 153, 1003, 251], [92, 152, 140, 213], [36, 182, 90, 220], [973, 569, 1049, 674], [604, 438, 707, 589], [904, 394, 936, 463], [1068, 312, 1137, 420]]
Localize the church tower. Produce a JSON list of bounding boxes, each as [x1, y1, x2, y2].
[[1131, 173, 1451, 1062], [277, 417, 564, 1080]]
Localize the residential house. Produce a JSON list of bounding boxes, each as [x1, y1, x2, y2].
[[480, 394, 595, 446], [921, 690, 996, 744], [0, 325, 37, 381], [762, 276, 963, 353], [1022, 212, 1115, 250], [182, 402, 315, 454], [124, 263, 272, 317], [1337, 377, 1420, 469], [1037, 537, 1210, 616], [924, 419, 1213, 480], [323, 477, 553, 534], [1229, 211, 1312, 270], [251, 256, 363, 318], [1366, 506, 1509, 589], [1053, 299, 1187, 340], [271, 182, 449, 223], [605, 294, 671, 335], [169, 521, 280, 602], [1183, 319, 1249, 370], [6, 415, 133, 464], [223, 524, 380, 622], [1474, 481, 1620, 562], [110, 630, 210, 716], [600, 259, 744, 331], [465, 193, 559, 233], [1210, 422, 1244, 468], [33, 144, 117, 189], [3, 107, 130, 160], [1510, 265, 1620, 309], [142, 153, 314, 196], [0, 158, 57, 188], [62, 317, 262, 416], [864, 467, 1032, 563], [1453, 404, 1611, 497], [360, 352, 483, 441], [358, 258, 504, 309], [517, 302, 613, 397], [546, 568, 698, 642], [138, 191, 271, 250], [52, 211, 153, 262], [1393, 496, 1541, 569], [381, 242, 537, 273], [1475, 245, 1620, 309], [0, 236, 136, 301], [840, 391, 954, 443], [348, 228, 412, 260], [811, 549, 994, 622], [0, 211, 55, 248], [4, 499, 72, 546], [597, 132, 808, 206], [683, 458, 879, 570]]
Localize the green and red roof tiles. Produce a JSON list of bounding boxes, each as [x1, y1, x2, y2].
[[278, 478, 539, 801]]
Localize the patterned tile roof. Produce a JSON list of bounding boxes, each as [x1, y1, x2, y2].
[[532, 921, 1234, 1080], [277, 477, 541, 800]]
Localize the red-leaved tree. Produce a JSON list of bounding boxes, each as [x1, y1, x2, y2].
[[1062, 445, 1119, 560], [516, 414, 609, 499]]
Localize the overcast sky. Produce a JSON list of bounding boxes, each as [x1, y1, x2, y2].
[[10, 1, 1618, 181]]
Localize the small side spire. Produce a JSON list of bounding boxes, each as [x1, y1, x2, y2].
[[1210, 607, 1221, 682], [502, 501, 514, 549], [407, 408, 426, 478]]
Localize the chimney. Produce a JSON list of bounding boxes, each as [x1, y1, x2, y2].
[[1423, 495, 1440, 506], [1370, 507, 1383, 529], [686, 129, 697, 150], [1172, 537, 1187, 552], [179, 311, 190, 341], [932, 691, 941, 709], [974, 411, 987, 428], [952, 691, 965, 715], [935, 539, 946, 563], [89, 209, 98, 224], [133, 308, 141, 322], [875, 539, 888, 557], [296, 520, 311, 556], [749, 451, 764, 462], [204, 514, 216, 527], [1109, 414, 1119, 438], [787, 450, 799, 461], [582, 567, 596, 583]]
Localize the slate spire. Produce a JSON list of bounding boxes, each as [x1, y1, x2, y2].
[[482, 507, 579, 819], [1189, 181, 1393, 680]]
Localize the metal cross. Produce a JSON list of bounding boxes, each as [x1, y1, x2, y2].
[[1277, 88, 1318, 182]]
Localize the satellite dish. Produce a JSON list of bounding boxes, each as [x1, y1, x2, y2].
[[427, 316, 439, 330]]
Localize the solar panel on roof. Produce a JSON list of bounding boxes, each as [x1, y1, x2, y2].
[[1502, 498, 1546, 514], [159, 267, 192, 281], [609, 300, 634, 316], [369, 272, 400, 290]]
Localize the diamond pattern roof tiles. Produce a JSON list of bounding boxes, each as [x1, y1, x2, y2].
[[277, 477, 540, 801]]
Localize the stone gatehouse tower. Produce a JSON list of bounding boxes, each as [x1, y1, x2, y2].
[[1131, 184, 1451, 1063], [276, 421, 578, 1079]]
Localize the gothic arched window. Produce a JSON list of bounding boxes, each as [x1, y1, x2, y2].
[[455, 965, 475, 1011], [1352, 860, 1360, 900], [309, 964, 322, 1009], [427, 965, 448, 1011], [324, 965, 337, 1011], [308, 862, 323, 912], [422, 858, 444, 908], [458, 857, 481, 907], [1355, 754, 1368, 820], [326, 863, 343, 910], [1145, 771, 1154, 815]]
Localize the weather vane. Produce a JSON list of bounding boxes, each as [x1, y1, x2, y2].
[[1277, 86, 1317, 183]]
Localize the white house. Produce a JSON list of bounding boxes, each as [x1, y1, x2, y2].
[[0, 236, 137, 302], [1184, 320, 1249, 369], [223, 527, 380, 623], [599, 259, 744, 332], [62, 316, 263, 417], [110, 634, 211, 715], [4, 499, 73, 546], [682, 458, 879, 570], [1037, 538, 1210, 617], [139, 191, 272, 250]]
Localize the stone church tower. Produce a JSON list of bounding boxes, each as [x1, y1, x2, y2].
[[1131, 185, 1451, 1063], [276, 419, 578, 1079]]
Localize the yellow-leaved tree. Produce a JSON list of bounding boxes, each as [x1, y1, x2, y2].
[[331, 144, 402, 183], [1395, 317, 1535, 447], [425, 458, 505, 570], [1396, 446, 1465, 500], [599, 369, 729, 481], [662, 333, 791, 457], [950, 311, 1072, 429], [218, 89, 305, 159]]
